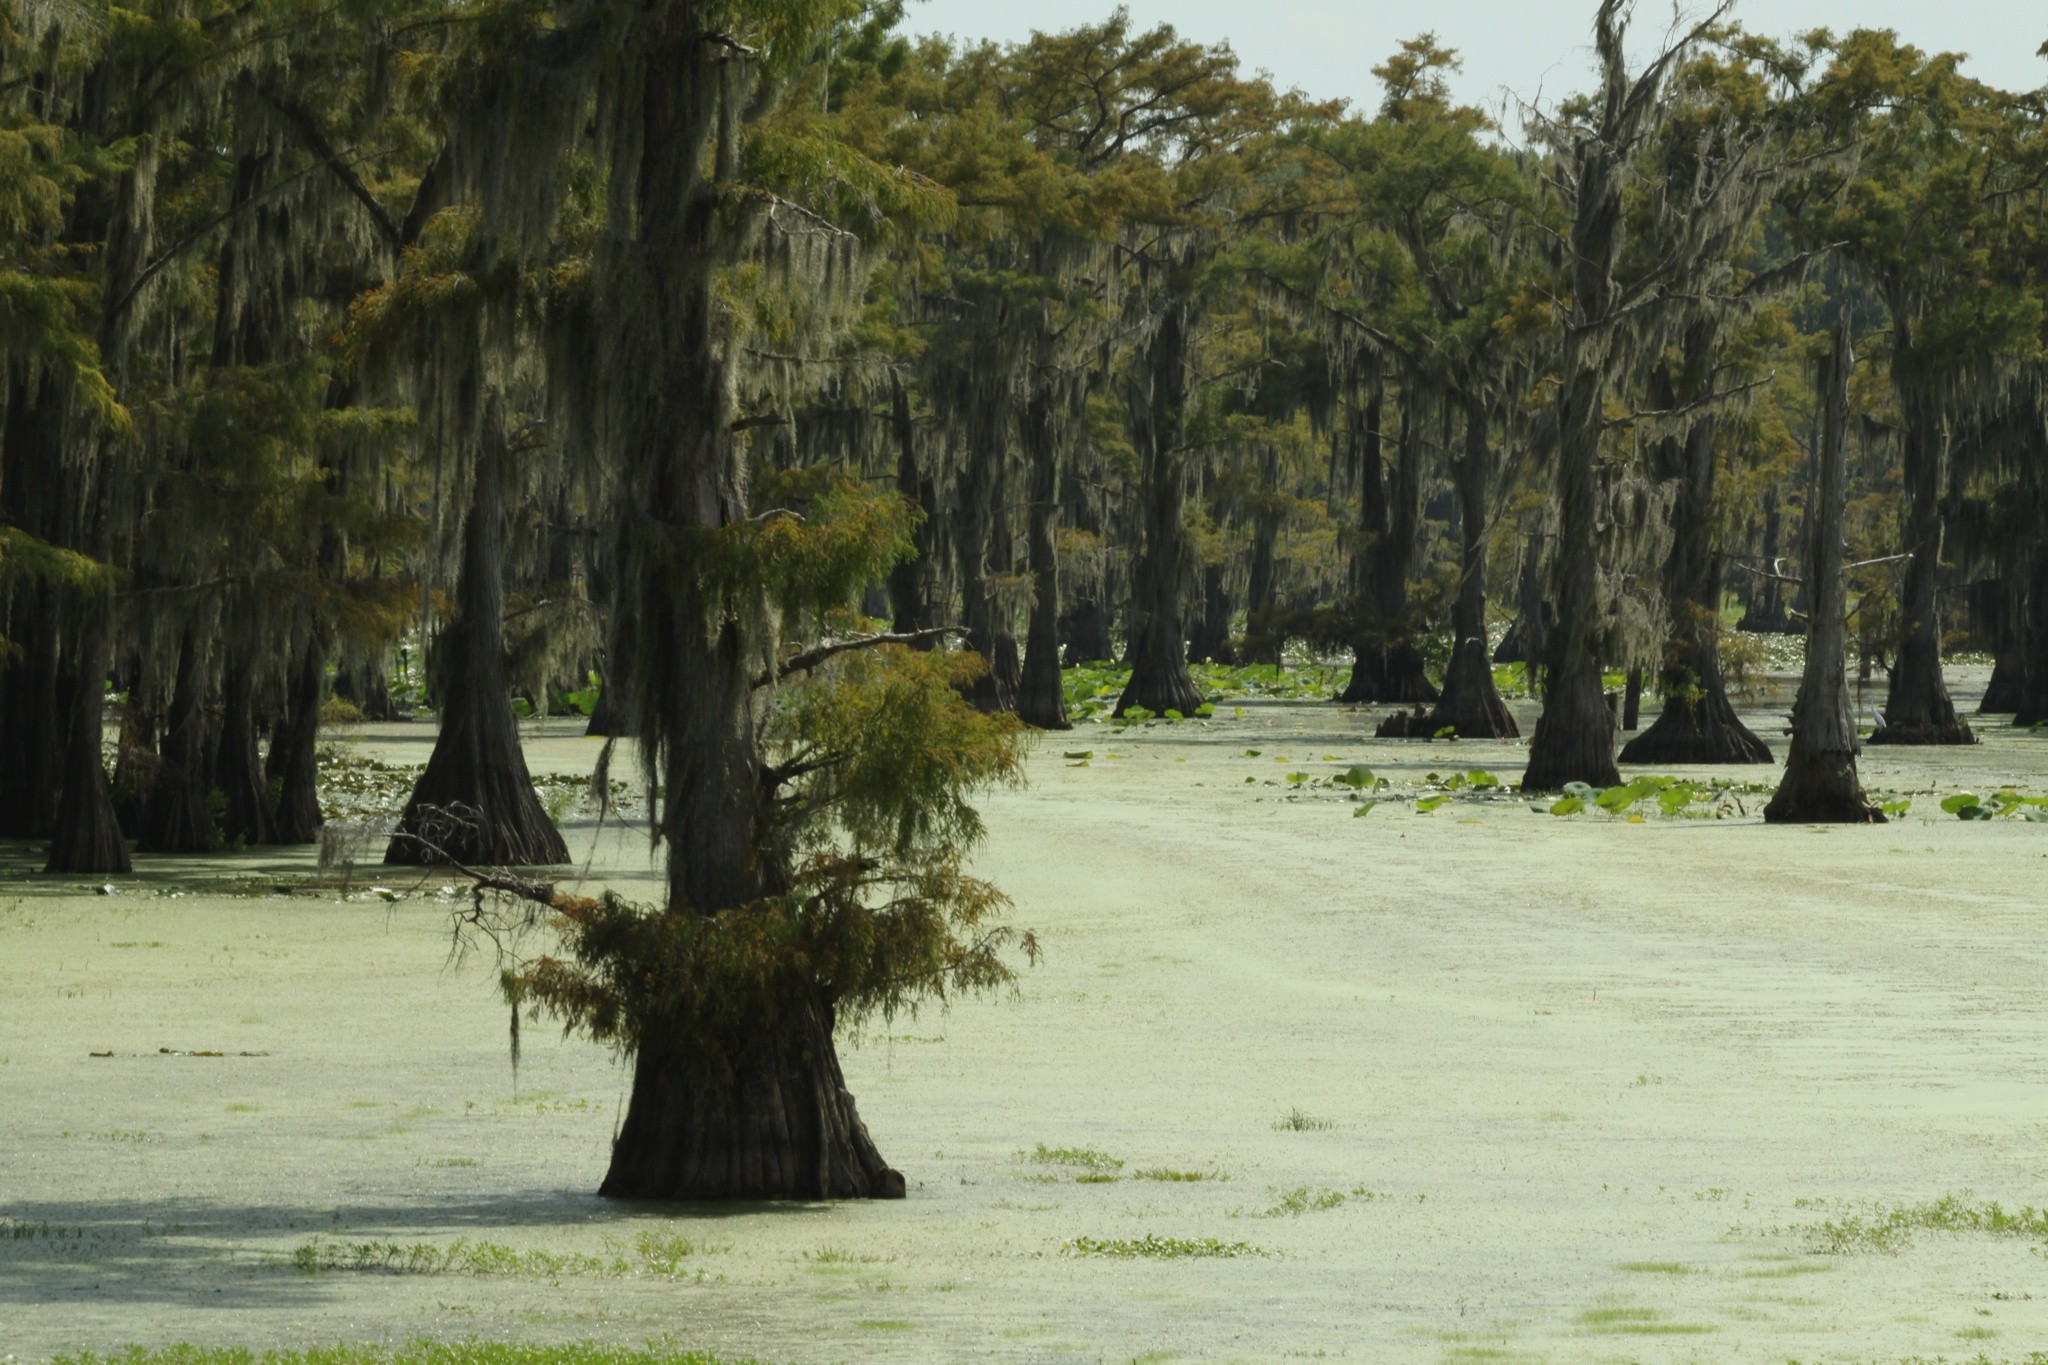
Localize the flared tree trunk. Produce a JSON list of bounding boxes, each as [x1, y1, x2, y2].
[[267, 635, 326, 844], [1982, 650, 2026, 715], [600, 990, 904, 1201], [1430, 399, 1515, 739], [1621, 416, 1771, 765], [1116, 302, 1203, 718], [1339, 387, 1436, 705], [138, 627, 219, 853], [386, 434, 567, 868], [1871, 372, 1971, 745], [1494, 531, 1548, 668], [1522, 97, 1624, 793], [1767, 320, 1882, 824], [44, 594, 131, 874]]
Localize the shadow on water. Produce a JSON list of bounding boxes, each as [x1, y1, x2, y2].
[[0, 1190, 825, 1309]]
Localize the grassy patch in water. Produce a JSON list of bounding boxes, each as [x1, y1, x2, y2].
[[290, 1232, 699, 1280], [1794, 1194, 2048, 1255], [56, 1348, 755, 1365], [1061, 1234, 1264, 1259]]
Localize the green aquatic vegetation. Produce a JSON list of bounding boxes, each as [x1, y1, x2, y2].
[[1794, 1194, 2048, 1255], [1024, 1144, 1124, 1178], [1060, 1234, 1265, 1259], [289, 1234, 702, 1280], [1939, 790, 2048, 821], [55, 1347, 753, 1365], [1272, 1108, 1336, 1132]]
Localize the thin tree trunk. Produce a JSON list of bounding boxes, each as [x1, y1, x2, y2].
[[1430, 398, 1515, 739], [886, 379, 937, 639], [387, 430, 568, 867], [1340, 387, 1435, 704], [1871, 367, 1972, 744], [1016, 389, 1069, 729], [1767, 319, 1882, 823], [267, 635, 326, 844], [955, 412, 1017, 714]]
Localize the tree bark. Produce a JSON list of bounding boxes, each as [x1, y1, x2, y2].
[[387, 430, 568, 868], [1767, 319, 1882, 823], [1116, 301, 1204, 717], [1016, 389, 1070, 729], [1339, 386, 1436, 705], [954, 408, 1017, 714], [43, 593, 131, 874], [138, 627, 219, 853], [1621, 415, 1771, 764], [597, 13, 904, 1201], [600, 990, 904, 1201], [886, 379, 938, 640], [1870, 364, 1972, 744], [1430, 398, 1516, 739], [267, 634, 326, 844], [1188, 562, 1236, 665]]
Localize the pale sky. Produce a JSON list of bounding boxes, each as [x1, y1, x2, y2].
[[907, 1, 2048, 118]]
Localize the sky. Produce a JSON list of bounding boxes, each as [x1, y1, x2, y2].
[[905, 1, 2048, 119]]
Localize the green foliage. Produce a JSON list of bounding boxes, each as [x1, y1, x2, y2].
[[511, 645, 1032, 1059]]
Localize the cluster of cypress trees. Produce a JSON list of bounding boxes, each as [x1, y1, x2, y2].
[[5, 0, 2045, 1194]]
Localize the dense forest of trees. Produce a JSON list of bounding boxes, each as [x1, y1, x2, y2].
[[4, 0, 2045, 1194]]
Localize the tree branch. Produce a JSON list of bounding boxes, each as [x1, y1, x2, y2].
[[759, 626, 968, 688]]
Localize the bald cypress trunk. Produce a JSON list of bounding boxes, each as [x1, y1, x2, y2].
[[886, 380, 938, 639], [1339, 388, 1436, 705], [1430, 398, 1515, 739], [1017, 390, 1070, 730], [386, 435, 566, 868], [44, 594, 130, 874], [1622, 416, 1771, 765], [213, 648, 274, 848], [138, 627, 219, 853], [593, 9, 902, 1201], [1871, 371, 1971, 745], [1116, 302, 1203, 718], [2010, 552, 2048, 727], [267, 636, 326, 844], [1188, 563, 1235, 665], [955, 414, 1017, 714], [1768, 321, 1881, 824]]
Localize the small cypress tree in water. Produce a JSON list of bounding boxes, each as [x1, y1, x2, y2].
[[426, 0, 1032, 1200]]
